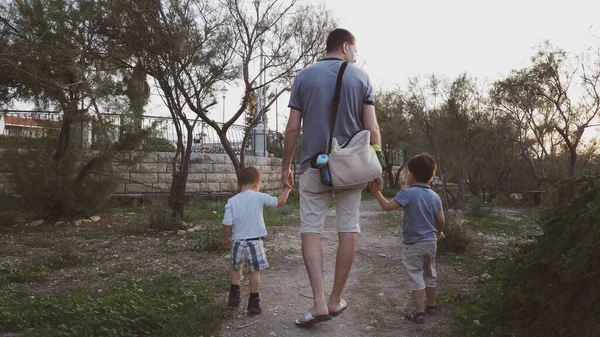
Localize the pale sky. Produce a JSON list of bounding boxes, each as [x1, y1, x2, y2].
[[12, 0, 600, 138], [145, 0, 600, 137]]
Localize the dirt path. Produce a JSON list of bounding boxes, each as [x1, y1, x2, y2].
[[219, 199, 452, 337]]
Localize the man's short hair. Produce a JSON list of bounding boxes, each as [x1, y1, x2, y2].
[[407, 153, 437, 183], [326, 28, 355, 53], [238, 167, 261, 186]]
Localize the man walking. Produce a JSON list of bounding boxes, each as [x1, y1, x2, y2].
[[281, 28, 383, 327]]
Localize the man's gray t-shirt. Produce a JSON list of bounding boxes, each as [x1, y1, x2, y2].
[[222, 190, 278, 241], [394, 184, 443, 244], [288, 58, 374, 173]]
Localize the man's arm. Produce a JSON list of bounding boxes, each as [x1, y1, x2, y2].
[[281, 108, 302, 188], [362, 104, 381, 147]]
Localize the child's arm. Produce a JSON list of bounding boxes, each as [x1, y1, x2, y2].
[[222, 224, 232, 248], [372, 189, 402, 211], [435, 210, 445, 240], [276, 187, 292, 208]]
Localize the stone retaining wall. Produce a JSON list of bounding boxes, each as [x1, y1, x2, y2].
[[0, 152, 282, 195], [0, 151, 404, 196]]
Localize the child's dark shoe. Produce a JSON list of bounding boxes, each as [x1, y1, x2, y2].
[[247, 296, 262, 315], [228, 286, 240, 307]]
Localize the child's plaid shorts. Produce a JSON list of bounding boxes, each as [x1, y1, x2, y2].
[[231, 239, 269, 271]]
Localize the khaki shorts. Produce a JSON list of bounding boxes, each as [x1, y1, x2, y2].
[[402, 241, 437, 291], [299, 168, 363, 233]]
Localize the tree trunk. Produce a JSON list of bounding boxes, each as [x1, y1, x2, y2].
[[218, 131, 241, 176], [168, 125, 194, 229], [569, 150, 577, 177]]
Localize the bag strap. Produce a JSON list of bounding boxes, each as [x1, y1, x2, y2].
[[327, 61, 348, 154]]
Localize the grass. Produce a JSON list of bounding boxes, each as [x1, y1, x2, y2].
[[0, 242, 90, 284], [378, 211, 402, 232], [464, 215, 521, 236], [0, 272, 230, 337]]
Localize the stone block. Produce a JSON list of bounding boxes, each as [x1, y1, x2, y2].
[[140, 163, 167, 173], [125, 183, 153, 193], [130, 152, 158, 163], [0, 173, 9, 183], [187, 173, 207, 183], [213, 164, 235, 173], [130, 173, 158, 184], [204, 154, 227, 164], [190, 164, 213, 173], [244, 156, 258, 166], [114, 184, 126, 193], [199, 183, 220, 193], [255, 157, 269, 166], [158, 173, 174, 183], [112, 162, 138, 172], [152, 183, 171, 193], [157, 152, 176, 163], [190, 153, 227, 164], [185, 183, 201, 193], [115, 173, 130, 181], [220, 182, 237, 193]]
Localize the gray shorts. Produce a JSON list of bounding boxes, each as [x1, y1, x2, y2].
[[299, 168, 363, 233], [402, 240, 437, 291]]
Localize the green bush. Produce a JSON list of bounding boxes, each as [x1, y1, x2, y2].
[[2, 147, 120, 221], [465, 197, 492, 218], [148, 206, 178, 231], [438, 214, 472, 254], [0, 273, 228, 337], [0, 134, 51, 149], [472, 175, 600, 337]]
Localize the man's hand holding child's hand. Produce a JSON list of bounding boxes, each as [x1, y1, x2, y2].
[[370, 177, 383, 192]]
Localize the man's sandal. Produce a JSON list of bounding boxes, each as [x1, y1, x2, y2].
[[329, 299, 348, 317], [405, 311, 426, 324], [295, 311, 332, 327]]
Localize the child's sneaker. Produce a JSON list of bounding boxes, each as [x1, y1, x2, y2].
[[247, 296, 262, 315], [228, 286, 240, 307]]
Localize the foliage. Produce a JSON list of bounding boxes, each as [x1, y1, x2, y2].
[[1, 146, 120, 221], [438, 214, 472, 254], [0, 243, 89, 284], [468, 175, 600, 337], [0, 273, 228, 337], [465, 198, 492, 218], [0, 134, 53, 149]]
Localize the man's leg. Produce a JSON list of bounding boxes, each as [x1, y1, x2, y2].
[[297, 169, 331, 322], [301, 233, 329, 316], [328, 188, 361, 312], [328, 232, 356, 311]]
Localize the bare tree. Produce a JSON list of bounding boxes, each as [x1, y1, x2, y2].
[[190, 0, 335, 174], [491, 42, 600, 180], [102, 0, 238, 225]]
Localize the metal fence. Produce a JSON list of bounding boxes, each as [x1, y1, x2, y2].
[[0, 110, 283, 154]]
